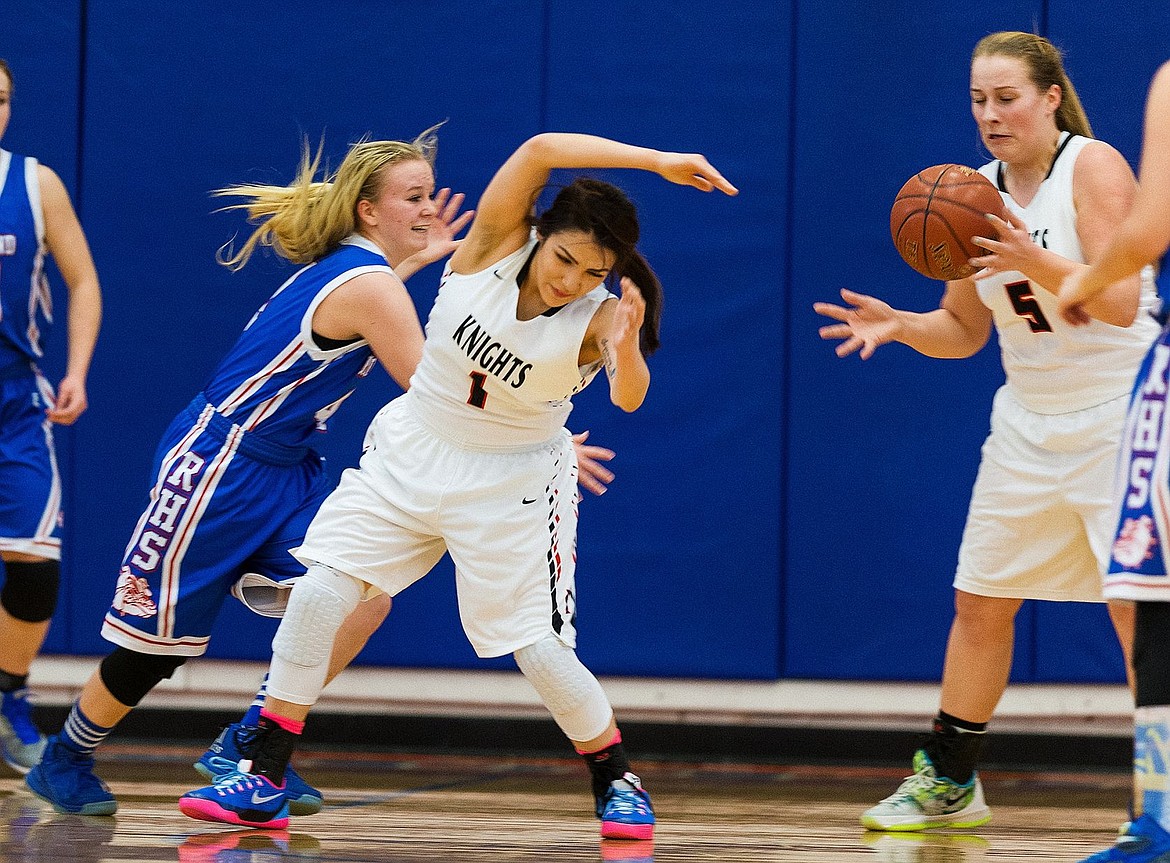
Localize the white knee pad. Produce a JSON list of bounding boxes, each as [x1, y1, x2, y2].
[[267, 564, 363, 706], [513, 636, 613, 743]]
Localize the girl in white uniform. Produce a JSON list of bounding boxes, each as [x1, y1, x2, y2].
[[178, 132, 737, 839], [815, 31, 1158, 832]]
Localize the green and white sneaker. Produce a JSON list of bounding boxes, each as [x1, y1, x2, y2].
[[860, 749, 991, 832]]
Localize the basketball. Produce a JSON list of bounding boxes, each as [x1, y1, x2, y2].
[[889, 164, 1008, 281]]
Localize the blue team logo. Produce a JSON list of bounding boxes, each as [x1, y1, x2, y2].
[[0, 234, 15, 255]]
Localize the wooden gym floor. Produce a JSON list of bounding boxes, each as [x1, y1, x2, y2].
[[0, 741, 1136, 862]]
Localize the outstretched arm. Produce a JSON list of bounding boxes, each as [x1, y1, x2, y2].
[[815, 282, 992, 361], [1060, 61, 1170, 324], [452, 133, 737, 273]]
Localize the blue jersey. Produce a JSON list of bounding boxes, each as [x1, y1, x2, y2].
[[101, 234, 397, 655], [202, 236, 390, 449], [0, 150, 52, 369]]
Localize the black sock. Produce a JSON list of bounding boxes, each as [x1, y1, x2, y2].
[[580, 741, 631, 812], [923, 711, 987, 785], [245, 715, 299, 786], [0, 669, 28, 693]]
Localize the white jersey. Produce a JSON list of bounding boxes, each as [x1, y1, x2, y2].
[[976, 133, 1159, 414], [408, 232, 614, 450]]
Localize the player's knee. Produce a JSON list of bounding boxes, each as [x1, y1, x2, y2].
[[1135, 602, 1170, 707], [273, 563, 363, 667], [99, 647, 187, 707], [0, 559, 60, 623], [513, 636, 612, 742]]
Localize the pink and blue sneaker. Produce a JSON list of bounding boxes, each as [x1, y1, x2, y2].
[[600, 772, 655, 840], [179, 768, 290, 829]]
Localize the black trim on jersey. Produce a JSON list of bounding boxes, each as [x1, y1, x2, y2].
[[995, 132, 1077, 191], [312, 330, 361, 351]]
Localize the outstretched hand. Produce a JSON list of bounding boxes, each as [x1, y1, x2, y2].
[[656, 152, 739, 196], [814, 288, 901, 360], [402, 188, 475, 271]]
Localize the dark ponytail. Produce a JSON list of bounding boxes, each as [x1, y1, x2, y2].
[[533, 178, 664, 356]]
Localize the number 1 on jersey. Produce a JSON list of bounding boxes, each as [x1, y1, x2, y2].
[[467, 371, 488, 409]]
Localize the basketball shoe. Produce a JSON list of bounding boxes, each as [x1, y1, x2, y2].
[[24, 734, 117, 815], [0, 688, 46, 773], [195, 721, 322, 815], [599, 772, 655, 840], [1078, 815, 1170, 862], [861, 750, 990, 831], [179, 769, 290, 829]]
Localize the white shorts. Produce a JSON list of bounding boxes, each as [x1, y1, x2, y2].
[[292, 395, 580, 658], [954, 386, 1127, 602]]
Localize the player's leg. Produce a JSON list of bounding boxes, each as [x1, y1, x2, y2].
[[1078, 601, 1170, 862], [195, 462, 394, 814], [182, 427, 446, 827], [513, 636, 654, 839], [180, 563, 365, 829], [448, 432, 654, 839], [25, 647, 185, 815], [0, 372, 64, 773], [0, 552, 58, 774], [860, 588, 1011, 832]]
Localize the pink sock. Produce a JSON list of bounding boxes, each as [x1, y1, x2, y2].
[[260, 708, 305, 735], [575, 727, 622, 756]]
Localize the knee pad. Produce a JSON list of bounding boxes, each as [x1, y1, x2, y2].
[[1135, 602, 1170, 707], [99, 647, 187, 707], [513, 636, 612, 742], [267, 564, 362, 706], [1, 559, 60, 623]]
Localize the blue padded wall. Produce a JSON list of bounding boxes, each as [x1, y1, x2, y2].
[[7, 0, 1170, 683], [783, 0, 1041, 680], [543, 0, 788, 677]]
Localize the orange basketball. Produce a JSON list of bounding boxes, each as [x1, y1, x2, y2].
[[890, 164, 1008, 281]]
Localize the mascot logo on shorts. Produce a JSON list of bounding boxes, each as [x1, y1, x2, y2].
[[112, 566, 158, 618], [1113, 515, 1158, 569]]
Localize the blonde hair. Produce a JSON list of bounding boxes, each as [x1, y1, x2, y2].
[[216, 125, 440, 269], [972, 32, 1093, 138]]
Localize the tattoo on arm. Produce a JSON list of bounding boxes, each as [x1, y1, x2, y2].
[[600, 337, 617, 380]]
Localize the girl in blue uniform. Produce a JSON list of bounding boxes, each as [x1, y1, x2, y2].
[[24, 130, 467, 815], [0, 58, 102, 775], [1060, 59, 1170, 863]]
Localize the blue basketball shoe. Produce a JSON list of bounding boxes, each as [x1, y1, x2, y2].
[[0, 688, 46, 773], [1079, 815, 1170, 862], [599, 772, 655, 840], [24, 735, 117, 815], [179, 769, 290, 829], [195, 722, 322, 816]]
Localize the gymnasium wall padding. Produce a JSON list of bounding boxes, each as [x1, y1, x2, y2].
[[6, 0, 1166, 683]]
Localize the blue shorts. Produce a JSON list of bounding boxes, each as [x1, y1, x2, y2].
[[100, 396, 330, 656], [0, 362, 61, 560]]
